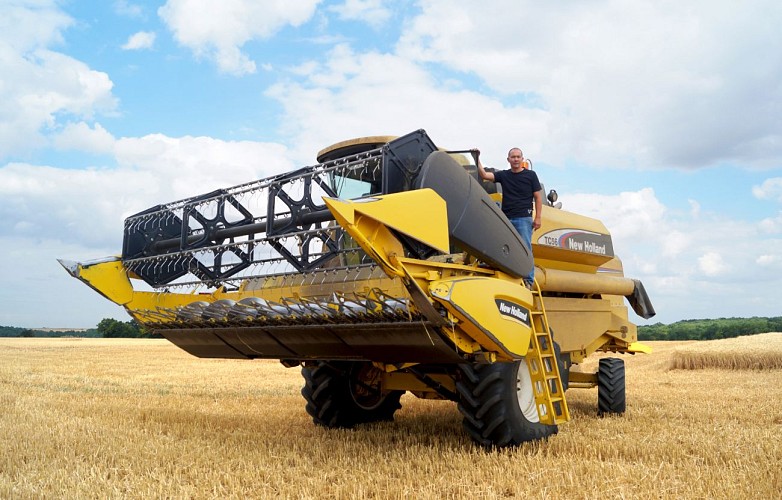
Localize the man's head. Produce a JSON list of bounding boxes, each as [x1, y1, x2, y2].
[[507, 148, 526, 171]]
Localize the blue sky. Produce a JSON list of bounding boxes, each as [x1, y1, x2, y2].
[[1, 0, 781, 328]]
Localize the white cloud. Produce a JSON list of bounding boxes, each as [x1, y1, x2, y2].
[[289, 60, 319, 77], [661, 231, 688, 258], [697, 251, 727, 277], [122, 31, 156, 50], [753, 251, 782, 276], [395, 0, 782, 169], [0, 49, 117, 159], [267, 44, 550, 164], [158, 0, 321, 75], [52, 122, 115, 154], [112, 134, 293, 201], [329, 0, 392, 27], [759, 211, 782, 234], [0, 0, 73, 52], [753, 177, 782, 202], [0, 163, 142, 248], [564, 188, 666, 244], [114, 1, 144, 18], [0, 3, 117, 160]]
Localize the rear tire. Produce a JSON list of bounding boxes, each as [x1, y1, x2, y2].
[[301, 361, 403, 428], [597, 358, 626, 415], [456, 361, 557, 448]]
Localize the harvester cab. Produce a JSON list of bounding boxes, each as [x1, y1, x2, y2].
[[60, 129, 654, 448]]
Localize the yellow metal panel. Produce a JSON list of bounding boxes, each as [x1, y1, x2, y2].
[[600, 256, 625, 274], [323, 197, 405, 276], [543, 296, 618, 353], [627, 342, 653, 354], [429, 277, 533, 358], [324, 189, 450, 254], [72, 258, 135, 305], [324, 196, 356, 225]]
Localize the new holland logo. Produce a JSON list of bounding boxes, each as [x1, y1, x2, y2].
[[536, 228, 615, 257], [495, 299, 531, 327]]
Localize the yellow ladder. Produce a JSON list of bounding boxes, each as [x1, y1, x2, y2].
[[524, 279, 570, 425]]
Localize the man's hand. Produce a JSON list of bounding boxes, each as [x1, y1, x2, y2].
[[533, 190, 543, 229], [473, 149, 495, 181]]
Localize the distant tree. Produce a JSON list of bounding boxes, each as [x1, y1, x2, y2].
[[0, 325, 27, 337], [20, 329, 35, 337], [97, 318, 139, 338], [95, 318, 160, 338]]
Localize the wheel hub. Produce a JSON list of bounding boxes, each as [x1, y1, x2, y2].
[[515, 359, 540, 423]]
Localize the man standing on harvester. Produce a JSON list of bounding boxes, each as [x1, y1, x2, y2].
[[474, 147, 543, 286]]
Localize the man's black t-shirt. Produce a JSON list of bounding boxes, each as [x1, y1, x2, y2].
[[494, 169, 542, 218]]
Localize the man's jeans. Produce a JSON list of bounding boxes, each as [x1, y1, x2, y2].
[[509, 216, 535, 284]]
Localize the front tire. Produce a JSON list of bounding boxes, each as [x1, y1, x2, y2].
[[301, 361, 403, 428], [456, 361, 558, 448], [597, 358, 626, 415]]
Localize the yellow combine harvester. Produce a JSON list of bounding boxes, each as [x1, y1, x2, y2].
[[60, 130, 654, 448]]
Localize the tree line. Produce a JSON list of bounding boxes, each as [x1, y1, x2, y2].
[[0, 325, 99, 337], [0, 319, 159, 339], [638, 316, 782, 341]]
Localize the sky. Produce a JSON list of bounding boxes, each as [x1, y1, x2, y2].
[[1, 0, 781, 329]]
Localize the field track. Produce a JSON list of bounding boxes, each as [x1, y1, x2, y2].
[[2, 336, 780, 498]]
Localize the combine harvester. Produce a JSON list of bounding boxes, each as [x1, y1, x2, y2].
[[60, 130, 654, 448]]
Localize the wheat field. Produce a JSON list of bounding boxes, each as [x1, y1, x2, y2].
[[1, 336, 780, 499], [669, 332, 782, 370]]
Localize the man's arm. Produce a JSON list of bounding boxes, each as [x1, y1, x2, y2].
[[533, 190, 543, 230], [472, 149, 495, 182]]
